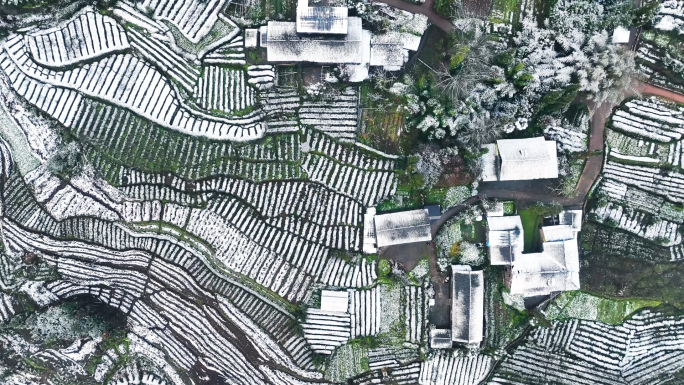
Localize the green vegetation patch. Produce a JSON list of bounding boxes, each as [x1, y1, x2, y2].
[[325, 341, 368, 382], [490, 0, 519, 25], [484, 267, 530, 351], [545, 291, 661, 325], [519, 208, 542, 252]]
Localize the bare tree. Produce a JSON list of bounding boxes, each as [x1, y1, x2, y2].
[[434, 33, 497, 101]]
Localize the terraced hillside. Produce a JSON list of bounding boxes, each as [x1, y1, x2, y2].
[[0, 3, 401, 384]]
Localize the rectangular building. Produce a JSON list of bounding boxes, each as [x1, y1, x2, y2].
[[452, 266, 484, 344], [374, 209, 431, 248]]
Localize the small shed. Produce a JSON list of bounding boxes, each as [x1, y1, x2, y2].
[[612, 26, 630, 44], [559, 210, 583, 232], [245, 29, 258, 48], [424, 205, 441, 224], [430, 329, 452, 349], [320, 290, 349, 313]]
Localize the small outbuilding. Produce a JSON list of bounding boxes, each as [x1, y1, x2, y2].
[[612, 26, 631, 44], [425, 205, 441, 224], [320, 290, 349, 313], [244, 29, 259, 48], [430, 329, 453, 349]]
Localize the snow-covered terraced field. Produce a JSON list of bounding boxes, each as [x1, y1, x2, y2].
[[194, 66, 256, 113], [591, 201, 681, 245], [419, 352, 492, 385], [349, 286, 382, 338], [492, 310, 684, 385], [610, 97, 684, 142], [301, 308, 351, 355], [25, 9, 129, 67], [136, 0, 227, 43], [300, 88, 359, 141]]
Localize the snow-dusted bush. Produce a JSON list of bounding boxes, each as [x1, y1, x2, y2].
[[455, 242, 483, 266], [443, 186, 471, 209], [410, 259, 430, 281], [413, 145, 458, 188]]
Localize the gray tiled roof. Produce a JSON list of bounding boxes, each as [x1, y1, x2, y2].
[[266, 17, 364, 63], [374, 209, 431, 247], [452, 266, 484, 344]]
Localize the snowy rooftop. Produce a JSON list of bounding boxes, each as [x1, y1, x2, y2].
[[509, 239, 580, 297], [480, 143, 498, 182], [487, 216, 524, 265], [559, 210, 583, 232], [451, 266, 484, 344], [296, 0, 348, 35], [612, 26, 630, 44], [497, 137, 559, 181], [541, 225, 575, 242], [266, 18, 364, 63], [245, 29, 258, 48], [363, 207, 377, 254], [320, 290, 349, 313], [259, 26, 269, 47], [374, 209, 431, 248], [430, 329, 453, 349]]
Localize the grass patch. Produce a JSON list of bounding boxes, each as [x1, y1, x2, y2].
[[545, 291, 661, 325], [519, 208, 542, 252], [503, 201, 515, 215]]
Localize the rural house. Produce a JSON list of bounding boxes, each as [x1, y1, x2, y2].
[[481, 137, 559, 182]]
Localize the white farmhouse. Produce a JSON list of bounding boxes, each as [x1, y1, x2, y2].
[[487, 211, 581, 298], [451, 266, 484, 345], [257, 0, 420, 79], [373, 209, 432, 248], [481, 137, 559, 182]]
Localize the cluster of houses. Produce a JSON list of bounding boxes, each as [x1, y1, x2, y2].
[[360, 137, 584, 349], [244, 0, 422, 82]]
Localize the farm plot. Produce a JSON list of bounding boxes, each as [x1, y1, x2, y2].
[[24, 8, 129, 67], [127, 28, 200, 92], [301, 308, 352, 355], [580, 222, 671, 263], [418, 352, 492, 385], [300, 88, 359, 142], [637, 3, 684, 93], [194, 66, 256, 113], [590, 96, 684, 250], [1, 36, 266, 141], [135, 0, 227, 44], [203, 35, 246, 66], [590, 201, 681, 246], [351, 362, 421, 385], [348, 286, 382, 338], [1, 168, 319, 372], [491, 309, 684, 385]]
